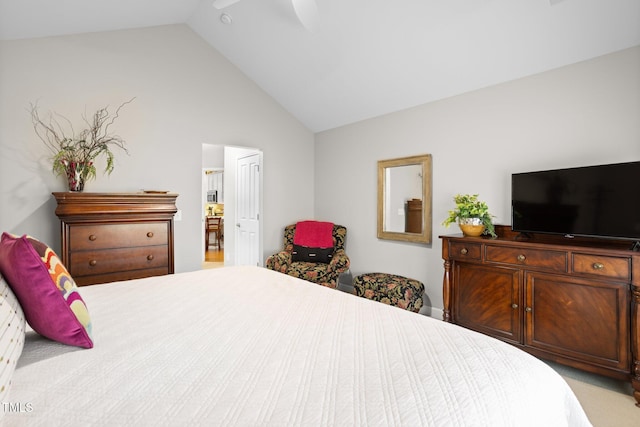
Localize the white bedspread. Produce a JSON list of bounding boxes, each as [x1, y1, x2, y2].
[[5, 266, 591, 426]]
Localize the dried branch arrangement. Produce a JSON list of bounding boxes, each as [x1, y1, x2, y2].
[[30, 98, 135, 188]]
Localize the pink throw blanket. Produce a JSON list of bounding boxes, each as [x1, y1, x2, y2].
[[293, 221, 334, 248]]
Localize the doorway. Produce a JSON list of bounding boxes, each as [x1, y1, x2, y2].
[[202, 144, 225, 269], [201, 144, 262, 269]]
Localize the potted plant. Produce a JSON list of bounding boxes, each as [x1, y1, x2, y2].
[[442, 193, 497, 238], [30, 98, 134, 191]]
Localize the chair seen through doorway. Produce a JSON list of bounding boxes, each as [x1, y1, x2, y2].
[[205, 216, 223, 251]]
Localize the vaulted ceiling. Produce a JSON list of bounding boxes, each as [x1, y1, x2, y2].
[[1, 0, 639, 132]]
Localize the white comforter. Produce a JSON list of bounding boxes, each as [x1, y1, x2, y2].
[[6, 266, 591, 426]]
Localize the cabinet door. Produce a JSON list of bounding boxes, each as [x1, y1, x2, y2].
[[525, 272, 630, 371], [454, 263, 522, 344]]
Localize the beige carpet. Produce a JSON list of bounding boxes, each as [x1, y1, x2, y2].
[[547, 362, 638, 427]]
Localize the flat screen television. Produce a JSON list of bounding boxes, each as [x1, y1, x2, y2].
[[511, 161, 640, 242]]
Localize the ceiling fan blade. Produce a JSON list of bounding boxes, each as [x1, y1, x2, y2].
[[212, 0, 241, 10], [292, 0, 319, 32]]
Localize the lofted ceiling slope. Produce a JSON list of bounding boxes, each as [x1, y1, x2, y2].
[[1, 0, 639, 132]]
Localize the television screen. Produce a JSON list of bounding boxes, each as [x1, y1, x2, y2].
[[511, 161, 640, 240]]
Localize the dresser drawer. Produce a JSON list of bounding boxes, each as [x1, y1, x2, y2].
[[69, 245, 169, 277], [69, 222, 169, 250], [572, 253, 630, 281], [449, 241, 482, 261], [485, 245, 567, 272]]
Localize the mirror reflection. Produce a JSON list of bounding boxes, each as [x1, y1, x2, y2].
[[377, 154, 432, 244], [384, 164, 423, 233]]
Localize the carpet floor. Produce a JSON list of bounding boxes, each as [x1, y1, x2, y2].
[[547, 361, 638, 427]]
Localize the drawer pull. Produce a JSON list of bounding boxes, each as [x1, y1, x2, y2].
[[517, 254, 526, 262], [592, 262, 604, 270], [147, 254, 154, 261], [511, 303, 518, 309], [460, 248, 468, 255], [89, 260, 97, 267], [89, 235, 97, 241], [525, 307, 532, 313], [147, 232, 154, 238]]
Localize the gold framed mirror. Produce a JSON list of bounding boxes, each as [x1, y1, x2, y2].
[[377, 154, 432, 244]]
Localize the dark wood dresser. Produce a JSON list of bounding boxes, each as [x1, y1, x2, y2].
[[53, 192, 178, 286], [405, 198, 422, 233], [441, 225, 640, 406]]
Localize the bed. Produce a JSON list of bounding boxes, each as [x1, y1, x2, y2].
[[1, 265, 591, 426]]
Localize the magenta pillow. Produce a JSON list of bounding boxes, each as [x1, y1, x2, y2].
[[0, 233, 93, 349]]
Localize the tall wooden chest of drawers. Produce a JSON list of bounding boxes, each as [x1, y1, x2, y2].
[[53, 192, 178, 286]]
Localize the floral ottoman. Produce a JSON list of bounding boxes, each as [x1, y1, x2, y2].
[[353, 273, 424, 313]]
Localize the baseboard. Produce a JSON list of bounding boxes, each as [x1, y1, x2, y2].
[[419, 305, 443, 320]]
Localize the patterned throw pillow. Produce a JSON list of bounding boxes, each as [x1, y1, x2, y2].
[[0, 233, 93, 349], [0, 275, 25, 415]]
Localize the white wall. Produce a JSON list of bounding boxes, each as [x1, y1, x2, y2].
[[315, 45, 640, 317], [0, 24, 315, 273], [202, 144, 224, 169]]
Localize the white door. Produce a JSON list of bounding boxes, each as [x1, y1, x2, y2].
[[235, 153, 261, 266]]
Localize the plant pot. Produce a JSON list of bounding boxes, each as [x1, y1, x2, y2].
[[64, 161, 90, 192], [458, 218, 485, 237]]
